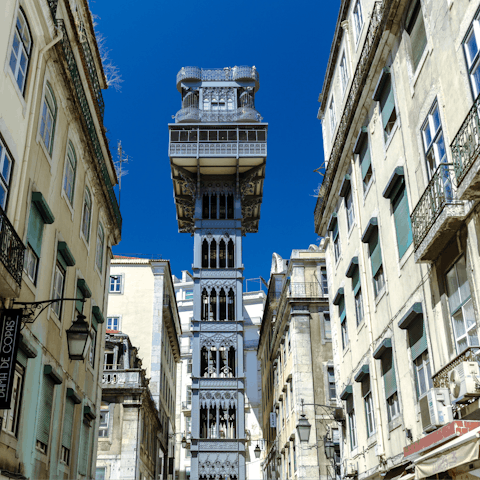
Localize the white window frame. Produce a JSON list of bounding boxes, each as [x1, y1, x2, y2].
[[341, 318, 349, 350], [329, 97, 336, 138], [106, 316, 121, 332], [340, 52, 349, 94], [327, 365, 336, 402], [348, 408, 357, 450], [95, 222, 105, 274], [39, 82, 56, 155], [345, 188, 355, 232], [363, 382, 375, 437], [80, 186, 92, 244], [0, 136, 13, 210], [352, 0, 364, 45], [386, 392, 400, 422], [109, 273, 124, 294], [52, 261, 66, 318], [24, 244, 38, 284], [464, 15, 480, 99], [373, 266, 385, 298], [355, 289, 364, 326], [63, 141, 77, 206], [414, 350, 433, 398], [8, 8, 32, 95], [2, 363, 24, 435], [98, 403, 110, 438]]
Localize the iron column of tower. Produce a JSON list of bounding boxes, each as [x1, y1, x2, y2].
[[169, 66, 267, 480]]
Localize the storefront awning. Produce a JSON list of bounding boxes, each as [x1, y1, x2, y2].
[[415, 426, 480, 479]]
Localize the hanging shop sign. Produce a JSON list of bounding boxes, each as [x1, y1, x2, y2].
[[0, 309, 23, 409]]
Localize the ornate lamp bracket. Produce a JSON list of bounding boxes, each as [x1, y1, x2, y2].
[[13, 298, 86, 326]]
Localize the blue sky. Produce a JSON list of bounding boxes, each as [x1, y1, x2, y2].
[[91, 0, 338, 283]]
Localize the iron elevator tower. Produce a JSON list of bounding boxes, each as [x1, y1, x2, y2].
[[169, 66, 267, 480]]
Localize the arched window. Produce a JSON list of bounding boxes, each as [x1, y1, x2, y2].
[[219, 289, 226, 320], [219, 194, 226, 219], [40, 82, 57, 154], [63, 141, 77, 204], [209, 239, 217, 268], [228, 290, 235, 320], [9, 8, 32, 94], [95, 223, 105, 273], [219, 239, 226, 268], [210, 288, 217, 321], [81, 186, 92, 242], [227, 195, 234, 219], [202, 239, 209, 268], [227, 240, 234, 268], [201, 288, 209, 320], [211, 194, 217, 219], [202, 194, 209, 219]]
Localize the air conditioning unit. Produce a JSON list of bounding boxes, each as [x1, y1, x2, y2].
[[419, 388, 452, 432], [344, 462, 358, 477], [449, 361, 480, 403]]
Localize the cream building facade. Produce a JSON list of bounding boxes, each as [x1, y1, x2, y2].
[[173, 270, 266, 480], [0, 0, 121, 478], [105, 257, 182, 478], [316, 1, 480, 480], [96, 332, 162, 480], [258, 247, 336, 480]]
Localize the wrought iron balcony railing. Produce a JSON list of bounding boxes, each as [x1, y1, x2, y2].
[[175, 107, 262, 123], [102, 369, 141, 386], [433, 346, 479, 389], [288, 282, 323, 298], [451, 93, 480, 186], [56, 20, 122, 231], [0, 206, 25, 287], [314, 1, 390, 233], [177, 66, 259, 91], [79, 23, 105, 118], [410, 164, 457, 248]]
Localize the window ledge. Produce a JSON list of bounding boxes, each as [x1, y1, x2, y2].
[[388, 415, 403, 432], [411, 47, 431, 94], [398, 243, 414, 272], [356, 319, 366, 334], [384, 120, 399, 153], [363, 178, 374, 204], [374, 288, 387, 308]]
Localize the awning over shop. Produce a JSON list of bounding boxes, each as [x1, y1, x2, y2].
[[415, 426, 480, 479]]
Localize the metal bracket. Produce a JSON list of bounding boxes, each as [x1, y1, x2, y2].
[[12, 298, 86, 326]]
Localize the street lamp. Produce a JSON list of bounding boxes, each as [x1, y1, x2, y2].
[[66, 313, 92, 360], [296, 399, 312, 443], [324, 435, 336, 459], [254, 443, 261, 459]]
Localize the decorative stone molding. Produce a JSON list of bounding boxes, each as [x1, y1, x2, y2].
[[200, 333, 237, 349], [199, 390, 238, 408]]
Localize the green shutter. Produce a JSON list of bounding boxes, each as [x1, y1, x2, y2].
[[37, 375, 55, 446], [79, 421, 90, 475], [16, 348, 28, 368], [360, 141, 371, 181], [339, 296, 346, 322], [369, 230, 382, 276], [409, 318, 428, 361], [380, 78, 395, 130], [381, 353, 397, 399], [393, 184, 413, 258], [62, 397, 75, 450], [332, 220, 339, 240], [76, 286, 84, 313], [409, 3, 427, 70], [352, 267, 361, 295], [346, 395, 354, 414], [27, 204, 44, 257]]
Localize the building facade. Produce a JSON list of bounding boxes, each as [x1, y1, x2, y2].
[[169, 65, 267, 480], [0, 1, 121, 478], [258, 247, 335, 480], [173, 271, 267, 480], [316, 1, 480, 479], [105, 257, 182, 478], [96, 332, 162, 480]]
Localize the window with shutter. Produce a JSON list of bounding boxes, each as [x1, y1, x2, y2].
[[368, 230, 385, 297], [61, 397, 75, 464], [36, 375, 54, 452], [24, 204, 43, 283], [380, 351, 400, 421], [346, 394, 357, 449], [406, 0, 427, 72], [391, 180, 413, 258], [339, 297, 349, 349], [79, 421, 91, 475], [362, 377, 375, 437], [379, 76, 397, 141], [359, 139, 373, 192]]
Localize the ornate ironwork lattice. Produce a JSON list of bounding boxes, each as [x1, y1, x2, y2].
[[0, 205, 25, 286]]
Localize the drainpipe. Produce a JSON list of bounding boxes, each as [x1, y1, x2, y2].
[[14, 28, 63, 228]]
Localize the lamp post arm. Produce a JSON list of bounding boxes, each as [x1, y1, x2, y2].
[[13, 298, 86, 325]]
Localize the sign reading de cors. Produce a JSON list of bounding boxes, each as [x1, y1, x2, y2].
[[0, 309, 23, 410]]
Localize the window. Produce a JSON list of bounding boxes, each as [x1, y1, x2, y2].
[[285, 383, 289, 413], [387, 175, 413, 258], [63, 142, 76, 204], [329, 97, 336, 137], [293, 444, 297, 473], [323, 312, 332, 340], [321, 267, 328, 295], [379, 350, 400, 422], [0, 136, 13, 209], [287, 328, 291, 352], [376, 73, 397, 142], [96, 468, 106, 480], [98, 402, 109, 438], [89, 325, 97, 367], [353, 0, 364, 43], [106, 316, 120, 331], [289, 381, 294, 411], [40, 83, 57, 154], [52, 261, 65, 318], [187, 358, 192, 374], [446, 256, 477, 352], [288, 445, 292, 477], [339, 296, 349, 349], [36, 374, 55, 453], [185, 289, 193, 300], [422, 101, 448, 180], [464, 12, 480, 98], [61, 396, 75, 465], [352, 267, 364, 326], [362, 376, 375, 437], [9, 8, 32, 94], [186, 386, 192, 406], [95, 223, 105, 273], [357, 134, 373, 193], [414, 351, 432, 398], [365, 227, 385, 298], [406, 0, 427, 72], [345, 188, 355, 232], [3, 363, 24, 435], [332, 218, 341, 262], [109, 274, 123, 293], [327, 366, 336, 401], [81, 187, 92, 242], [346, 395, 357, 449], [340, 53, 349, 94]]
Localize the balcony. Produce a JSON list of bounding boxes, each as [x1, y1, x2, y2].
[[451, 94, 480, 200], [433, 346, 478, 390], [0, 206, 25, 297], [182, 401, 192, 411], [288, 282, 323, 298], [411, 164, 466, 262], [176, 107, 262, 124], [101, 369, 141, 388], [176, 66, 259, 92]]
